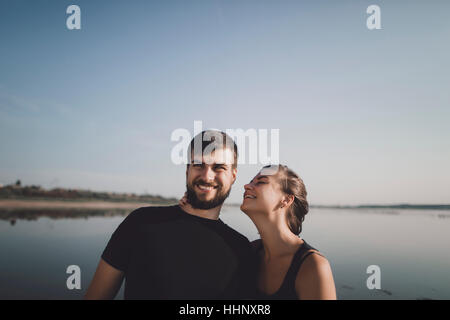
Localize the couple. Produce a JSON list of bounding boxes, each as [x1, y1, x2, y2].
[[85, 130, 336, 300]]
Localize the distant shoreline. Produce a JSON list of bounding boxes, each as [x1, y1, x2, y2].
[[1, 199, 450, 224], [226, 203, 450, 210], [309, 204, 450, 210], [0, 199, 175, 210], [0, 183, 178, 205], [1, 199, 449, 211], [2, 184, 449, 211]]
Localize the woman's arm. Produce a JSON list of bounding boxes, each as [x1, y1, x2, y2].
[[295, 252, 337, 300], [84, 258, 125, 300]]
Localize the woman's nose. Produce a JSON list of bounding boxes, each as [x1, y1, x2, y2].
[[244, 183, 253, 190]]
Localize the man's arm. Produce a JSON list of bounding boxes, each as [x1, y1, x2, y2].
[[295, 252, 337, 300], [84, 258, 124, 300]]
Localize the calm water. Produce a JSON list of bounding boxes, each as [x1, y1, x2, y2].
[[1, 206, 449, 300]]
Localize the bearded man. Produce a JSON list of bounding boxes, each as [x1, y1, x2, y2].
[[85, 130, 257, 300]]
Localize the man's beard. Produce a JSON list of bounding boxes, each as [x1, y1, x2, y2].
[[186, 180, 231, 210]]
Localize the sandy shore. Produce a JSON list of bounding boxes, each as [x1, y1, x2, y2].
[[0, 199, 160, 209]]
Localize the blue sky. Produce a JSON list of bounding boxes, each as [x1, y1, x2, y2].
[[1, 0, 449, 205]]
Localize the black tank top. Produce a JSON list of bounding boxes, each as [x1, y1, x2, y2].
[[254, 239, 323, 300]]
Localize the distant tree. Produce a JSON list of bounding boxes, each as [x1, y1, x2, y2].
[[15, 180, 21, 187]]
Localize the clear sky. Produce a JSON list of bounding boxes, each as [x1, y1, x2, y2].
[[1, 0, 449, 205]]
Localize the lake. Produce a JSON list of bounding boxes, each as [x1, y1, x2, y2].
[[1, 205, 449, 299]]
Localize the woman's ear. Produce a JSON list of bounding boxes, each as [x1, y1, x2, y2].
[[282, 195, 295, 208]]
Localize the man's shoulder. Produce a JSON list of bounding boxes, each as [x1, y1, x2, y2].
[[132, 204, 180, 213], [250, 238, 262, 250], [124, 204, 181, 224], [218, 220, 251, 245]]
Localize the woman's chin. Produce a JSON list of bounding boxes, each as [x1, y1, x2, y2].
[[240, 203, 249, 214], [240, 202, 255, 215]]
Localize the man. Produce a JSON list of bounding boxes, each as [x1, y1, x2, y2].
[[85, 130, 257, 299]]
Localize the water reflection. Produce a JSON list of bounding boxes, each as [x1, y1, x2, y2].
[[0, 208, 130, 225], [1, 206, 449, 299], [2, 205, 450, 224]]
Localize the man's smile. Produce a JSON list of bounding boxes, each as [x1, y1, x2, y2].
[[195, 183, 219, 193]]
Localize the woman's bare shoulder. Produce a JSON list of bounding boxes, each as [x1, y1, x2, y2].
[[295, 250, 336, 299]]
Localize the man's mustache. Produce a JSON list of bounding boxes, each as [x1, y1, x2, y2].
[[193, 180, 220, 188]]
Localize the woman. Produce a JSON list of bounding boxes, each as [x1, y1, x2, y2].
[[241, 164, 336, 300], [180, 164, 336, 300]]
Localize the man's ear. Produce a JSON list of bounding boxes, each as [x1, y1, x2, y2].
[[232, 167, 237, 184]]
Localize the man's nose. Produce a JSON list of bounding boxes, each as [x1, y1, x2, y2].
[[244, 183, 253, 191], [200, 166, 215, 182]]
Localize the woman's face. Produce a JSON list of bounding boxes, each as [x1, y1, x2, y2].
[[240, 169, 285, 215]]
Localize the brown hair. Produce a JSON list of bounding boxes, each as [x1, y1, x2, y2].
[[187, 130, 238, 169], [266, 164, 309, 235]]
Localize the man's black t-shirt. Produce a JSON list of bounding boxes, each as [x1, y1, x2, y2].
[[101, 205, 257, 299]]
